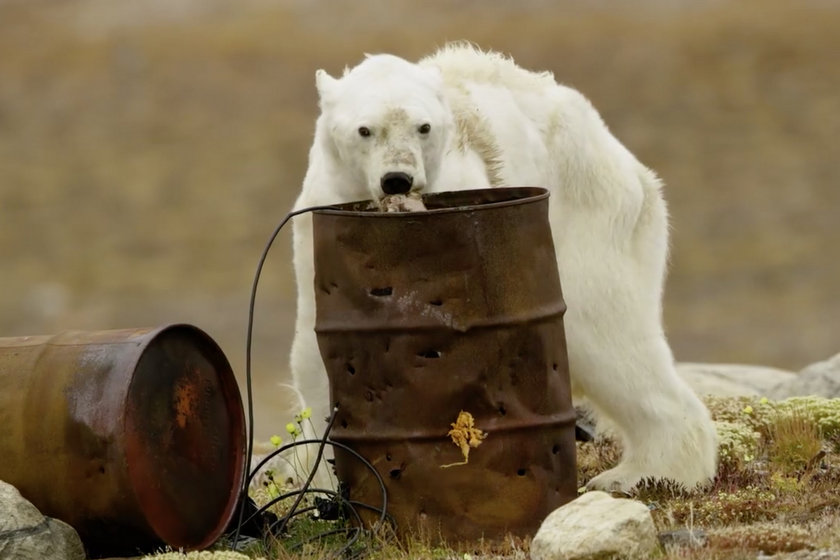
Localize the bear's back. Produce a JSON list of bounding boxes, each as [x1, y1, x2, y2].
[[421, 42, 557, 94]]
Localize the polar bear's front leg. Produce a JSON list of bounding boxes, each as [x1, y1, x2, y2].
[[289, 212, 334, 485]]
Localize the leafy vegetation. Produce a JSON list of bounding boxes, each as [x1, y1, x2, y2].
[[155, 396, 840, 559], [2, 0, 840, 440]]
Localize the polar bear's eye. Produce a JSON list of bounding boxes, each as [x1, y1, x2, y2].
[[358, 126, 371, 137], [418, 123, 431, 134]]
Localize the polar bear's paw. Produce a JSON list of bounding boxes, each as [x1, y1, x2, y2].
[[584, 464, 646, 494]]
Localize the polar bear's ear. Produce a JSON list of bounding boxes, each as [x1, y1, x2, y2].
[[315, 69, 340, 103]]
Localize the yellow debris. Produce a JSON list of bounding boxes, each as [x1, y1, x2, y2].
[[440, 410, 487, 468]]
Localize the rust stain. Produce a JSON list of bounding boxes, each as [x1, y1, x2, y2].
[[0, 325, 245, 556], [173, 374, 198, 429], [313, 187, 577, 542]]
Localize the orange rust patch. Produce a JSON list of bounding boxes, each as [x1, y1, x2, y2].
[[174, 378, 198, 429]]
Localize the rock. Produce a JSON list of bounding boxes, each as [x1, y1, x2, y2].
[[768, 352, 840, 399], [677, 362, 797, 397], [0, 480, 86, 560], [140, 552, 259, 559], [530, 490, 658, 560]]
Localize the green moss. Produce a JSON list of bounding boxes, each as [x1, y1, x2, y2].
[[715, 420, 760, 469]]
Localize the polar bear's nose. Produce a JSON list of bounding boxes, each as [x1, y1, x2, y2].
[[381, 172, 413, 195]]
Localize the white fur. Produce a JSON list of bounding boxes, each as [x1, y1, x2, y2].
[[290, 44, 718, 492]]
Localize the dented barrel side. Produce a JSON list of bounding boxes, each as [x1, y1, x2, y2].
[[313, 187, 577, 542]]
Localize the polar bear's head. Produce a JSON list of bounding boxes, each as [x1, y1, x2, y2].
[[314, 54, 453, 204]]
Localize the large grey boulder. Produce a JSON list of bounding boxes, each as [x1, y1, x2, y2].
[[768, 352, 840, 399], [677, 362, 797, 397], [0, 480, 85, 560], [530, 490, 658, 560]]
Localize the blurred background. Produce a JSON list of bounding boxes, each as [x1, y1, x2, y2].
[[1, 0, 838, 438]]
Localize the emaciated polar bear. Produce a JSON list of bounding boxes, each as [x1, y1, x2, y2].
[[290, 43, 717, 492]]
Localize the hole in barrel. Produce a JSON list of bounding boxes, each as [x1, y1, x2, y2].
[[346, 363, 355, 375], [429, 298, 443, 306], [320, 281, 339, 295], [552, 363, 558, 371], [497, 403, 507, 416], [552, 444, 560, 455], [340, 419, 348, 429], [389, 468, 402, 480], [417, 349, 441, 359], [517, 468, 527, 477], [370, 286, 393, 297]]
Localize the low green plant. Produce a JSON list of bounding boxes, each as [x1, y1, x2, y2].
[[714, 420, 760, 471], [775, 397, 840, 449], [766, 408, 823, 474], [232, 396, 840, 559], [143, 551, 263, 560], [707, 522, 813, 554], [671, 486, 779, 525]]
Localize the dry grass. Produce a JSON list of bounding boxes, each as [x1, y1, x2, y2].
[[1, 0, 839, 438], [213, 397, 840, 559], [2, 2, 840, 557]]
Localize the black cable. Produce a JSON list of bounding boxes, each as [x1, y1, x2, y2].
[[231, 202, 391, 556], [244, 440, 388, 530], [268, 488, 363, 535], [233, 204, 337, 547]]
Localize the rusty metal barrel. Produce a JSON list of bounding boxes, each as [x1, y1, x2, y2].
[[312, 187, 577, 542], [0, 324, 245, 557]]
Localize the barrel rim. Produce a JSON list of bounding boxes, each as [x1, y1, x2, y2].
[[313, 186, 549, 217], [123, 323, 245, 551]]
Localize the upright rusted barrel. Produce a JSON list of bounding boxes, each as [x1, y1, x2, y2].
[[0, 324, 245, 557], [312, 187, 577, 543]]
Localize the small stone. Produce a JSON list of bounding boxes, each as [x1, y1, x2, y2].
[[530, 491, 658, 560]]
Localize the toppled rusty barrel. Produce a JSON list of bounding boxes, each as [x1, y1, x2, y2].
[[312, 187, 577, 542], [0, 324, 245, 557]]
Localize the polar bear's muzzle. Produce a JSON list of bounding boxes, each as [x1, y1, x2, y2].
[[380, 172, 414, 195]]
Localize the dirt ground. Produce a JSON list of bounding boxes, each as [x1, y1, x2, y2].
[[1, 0, 838, 439]]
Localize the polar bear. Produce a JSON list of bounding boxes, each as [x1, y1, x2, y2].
[[289, 43, 718, 492]]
